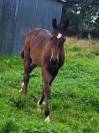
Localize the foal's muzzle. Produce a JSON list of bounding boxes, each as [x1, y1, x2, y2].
[[50, 58, 58, 65]]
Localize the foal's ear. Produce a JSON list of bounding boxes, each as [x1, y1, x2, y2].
[[52, 18, 57, 30], [61, 19, 69, 31]]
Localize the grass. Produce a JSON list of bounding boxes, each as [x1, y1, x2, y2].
[[0, 38, 99, 133]]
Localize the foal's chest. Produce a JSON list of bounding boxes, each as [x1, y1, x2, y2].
[[46, 59, 64, 75]]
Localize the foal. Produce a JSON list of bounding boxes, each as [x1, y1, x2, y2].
[[20, 18, 69, 122]]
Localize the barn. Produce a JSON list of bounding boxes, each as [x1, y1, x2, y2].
[[0, 0, 65, 55]]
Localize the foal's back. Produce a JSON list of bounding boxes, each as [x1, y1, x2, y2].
[[24, 28, 52, 65]]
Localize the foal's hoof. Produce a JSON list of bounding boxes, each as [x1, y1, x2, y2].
[[19, 82, 24, 93], [19, 88, 23, 93], [42, 101, 45, 105], [37, 106, 41, 112], [37, 101, 41, 112], [44, 116, 51, 123]]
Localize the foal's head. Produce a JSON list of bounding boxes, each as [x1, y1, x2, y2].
[[50, 18, 69, 65], [52, 18, 69, 39]]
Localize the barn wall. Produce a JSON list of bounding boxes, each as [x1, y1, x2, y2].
[[0, 0, 17, 55], [0, 0, 63, 55], [0, 0, 3, 22]]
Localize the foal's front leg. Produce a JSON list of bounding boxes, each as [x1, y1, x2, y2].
[[37, 72, 58, 111]]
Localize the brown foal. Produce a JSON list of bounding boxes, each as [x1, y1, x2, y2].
[[20, 18, 69, 122]]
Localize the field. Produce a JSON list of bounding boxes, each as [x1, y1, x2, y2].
[[0, 38, 99, 133]]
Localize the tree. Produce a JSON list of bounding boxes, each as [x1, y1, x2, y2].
[[61, 0, 99, 37]]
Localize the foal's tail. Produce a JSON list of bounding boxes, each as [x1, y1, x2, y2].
[[20, 48, 24, 59]]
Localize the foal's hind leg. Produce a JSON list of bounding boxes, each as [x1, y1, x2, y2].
[[20, 59, 31, 94], [20, 61, 36, 94]]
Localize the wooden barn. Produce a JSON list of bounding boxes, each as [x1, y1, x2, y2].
[[0, 0, 65, 55]]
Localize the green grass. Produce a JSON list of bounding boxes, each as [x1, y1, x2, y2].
[[0, 38, 99, 133]]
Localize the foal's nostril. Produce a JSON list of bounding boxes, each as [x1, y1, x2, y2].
[[50, 58, 57, 65]]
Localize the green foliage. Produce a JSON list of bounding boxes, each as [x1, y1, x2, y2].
[[62, 0, 99, 37], [0, 38, 99, 133]]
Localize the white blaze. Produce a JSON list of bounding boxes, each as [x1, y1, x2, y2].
[[57, 33, 62, 39], [50, 50, 59, 62], [50, 50, 54, 62]]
